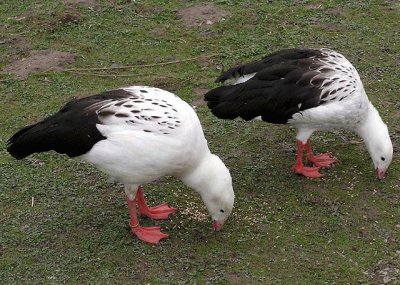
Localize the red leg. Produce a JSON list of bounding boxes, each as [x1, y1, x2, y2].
[[305, 140, 338, 168], [126, 195, 169, 244], [292, 140, 324, 178], [135, 186, 176, 220]]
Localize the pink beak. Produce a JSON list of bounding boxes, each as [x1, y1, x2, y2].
[[213, 220, 223, 231], [376, 168, 386, 180]]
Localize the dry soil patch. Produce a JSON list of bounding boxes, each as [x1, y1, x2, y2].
[[177, 3, 230, 27], [3, 50, 75, 80]]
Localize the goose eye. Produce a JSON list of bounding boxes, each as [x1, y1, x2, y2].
[[381, 157, 385, 161], [220, 209, 225, 213]]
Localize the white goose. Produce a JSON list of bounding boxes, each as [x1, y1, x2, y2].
[[7, 86, 234, 244], [204, 48, 393, 179]]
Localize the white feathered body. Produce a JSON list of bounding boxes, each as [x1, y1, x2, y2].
[[81, 86, 208, 184]]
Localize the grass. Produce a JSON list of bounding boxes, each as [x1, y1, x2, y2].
[[1, 0, 399, 284]]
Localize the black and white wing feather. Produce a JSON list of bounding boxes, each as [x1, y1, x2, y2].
[[205, 48, 359, 124], [7, 87, 182, 159]]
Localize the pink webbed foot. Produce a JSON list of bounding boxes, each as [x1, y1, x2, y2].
[[292, 165, 324, 179], [307, 153, 338, 168], [293, 140, 324, 178], [131, 224, 169, 245], [138, 203, 177, 220], [135, 186, 176, 220]]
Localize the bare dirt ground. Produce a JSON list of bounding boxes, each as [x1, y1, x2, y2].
[[177, 3, 231, 27], [191, 87, 209, 108], [3, 50, 75, 80]]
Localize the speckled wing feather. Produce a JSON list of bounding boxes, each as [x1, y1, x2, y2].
[[205, 48, 359, 124], [7, 88, 182, 159], [95, 88, 181, 135]]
